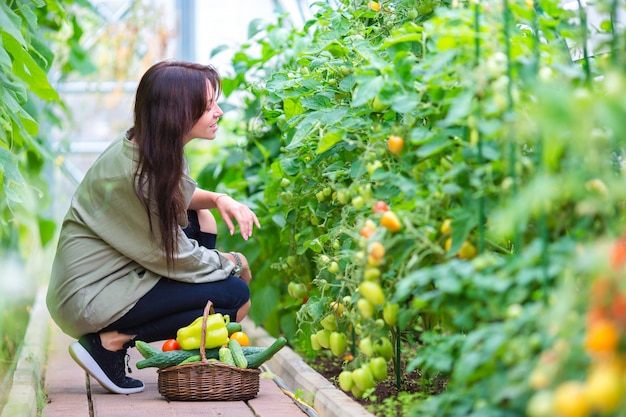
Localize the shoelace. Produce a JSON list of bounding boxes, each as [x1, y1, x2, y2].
[[125, 352, 132, 374]]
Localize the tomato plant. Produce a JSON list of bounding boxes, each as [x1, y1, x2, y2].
[[202, 0, 626, 413]]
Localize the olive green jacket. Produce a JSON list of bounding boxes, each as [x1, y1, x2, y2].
[[47, 137, 234, 339]]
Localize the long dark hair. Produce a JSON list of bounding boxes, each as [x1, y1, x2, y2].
[[127, 61, 221, 270]]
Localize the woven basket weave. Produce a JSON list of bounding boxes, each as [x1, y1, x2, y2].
[[157, 301, 260, 401]]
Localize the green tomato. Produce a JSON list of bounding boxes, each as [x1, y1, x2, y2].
[[315, 329, 331, 349], [338, 370, 353, 391], [337, 190, 350, 205], [316, 191, 326, 202], [352, 365, 375, 391], [321, 314, 337, 331], [374, 337, 393, 361], [370, 95, 390, 113], [318, 254, 331, 265], [328, 261, 340, 274], [329, 332, 347, 357], [351, 384, 364, 399], [351, 196, 365, 210], [367, 160, 383, 176], [364, 267, 381, 281], [288, 282, 307, 299], [310, 333, 321, 350], [369, 357, 388, 382], [383, 303, 399, 326], [359, 281, 385, 306], [359, 336, 375, 357], [280, 178, 291, 188], [357, 298, 375, 319]]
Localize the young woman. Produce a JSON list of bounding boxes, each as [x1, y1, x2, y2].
[[46, 61, 259, 394]]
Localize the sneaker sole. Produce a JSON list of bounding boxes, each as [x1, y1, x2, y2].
[[69, 341, 145, 394]]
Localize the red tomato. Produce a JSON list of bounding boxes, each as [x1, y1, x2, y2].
[[162, 339, 181, 351], [373, 201, 389, 213]]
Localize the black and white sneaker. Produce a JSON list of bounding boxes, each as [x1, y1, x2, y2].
[[69, 333, 145, 394]]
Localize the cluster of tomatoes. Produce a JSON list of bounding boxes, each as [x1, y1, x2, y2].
[[527, 238, 626, 417], [307, 198, 403, 397]]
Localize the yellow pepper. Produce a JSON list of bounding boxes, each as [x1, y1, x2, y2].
[[176, 313, 229, 350]]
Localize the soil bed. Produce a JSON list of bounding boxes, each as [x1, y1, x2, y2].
[[308, 353, 447, 417]]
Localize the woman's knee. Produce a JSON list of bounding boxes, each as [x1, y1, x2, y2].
[[236, 300, 251, 322], [196, 209, 217, 234]]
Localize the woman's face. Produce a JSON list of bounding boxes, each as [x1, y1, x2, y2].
[[185, 83, 223, 144]]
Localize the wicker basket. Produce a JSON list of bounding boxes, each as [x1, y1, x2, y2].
[[157, 301, 261, 401]]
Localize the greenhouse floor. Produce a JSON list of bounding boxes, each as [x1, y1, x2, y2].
[[1, 288, 375, 417]]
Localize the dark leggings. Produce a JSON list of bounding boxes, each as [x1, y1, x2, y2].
[[101, 211, 250, 343]]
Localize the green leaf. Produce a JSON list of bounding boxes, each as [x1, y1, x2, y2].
[[438, 91, 474, 127], [0, 145, 25, 185], [249, 285, 280, 323], [38, 217, 57, 246], [247, 18, 267, 39], [2, 32, 59, 100], [317, 131, 343, 154], [380, 32, 423, 49], [352, 75, 384, 107], [284, 96, 304, 120], [417, 136, 452, 158], [0, 2, 26, 45]]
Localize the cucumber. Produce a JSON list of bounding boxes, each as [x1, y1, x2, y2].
[[246, 337, 287, 369], [178, 354, 201, 365], [226, 322, 243, 335], [135, 340, 161, 359], [219, 346, 235, 366], [135, 345, 267, 369], [136, 349, 200, 369], [228, 339, 247, 368]]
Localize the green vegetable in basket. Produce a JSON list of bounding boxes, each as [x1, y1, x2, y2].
[[219, 346, 235, 366], [228, 339, 247, 368]]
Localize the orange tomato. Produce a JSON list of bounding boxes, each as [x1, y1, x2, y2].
[[612, 293, 626, 325], [584, 319, 619, 354], [360, 219, 377, 238], [368, 1, 381, 11], [162, 339, 181, 351], [610, 238, 626, 270], [360, 224, 376, 238], [387, 135, 404, 154], [229, 331, 250, 346], [380, 211, 402, 232], [369, 241, 385, 261]]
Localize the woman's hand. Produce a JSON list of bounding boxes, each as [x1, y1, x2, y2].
[[215, 196, 260, 241]]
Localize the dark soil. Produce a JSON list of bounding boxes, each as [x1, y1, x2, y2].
[[308, 353, 447, 417]]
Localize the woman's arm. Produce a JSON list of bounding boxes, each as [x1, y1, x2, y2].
[[189, 188, 260, 240]]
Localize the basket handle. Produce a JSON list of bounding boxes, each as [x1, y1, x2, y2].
[[199, 300, 215, 364]]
